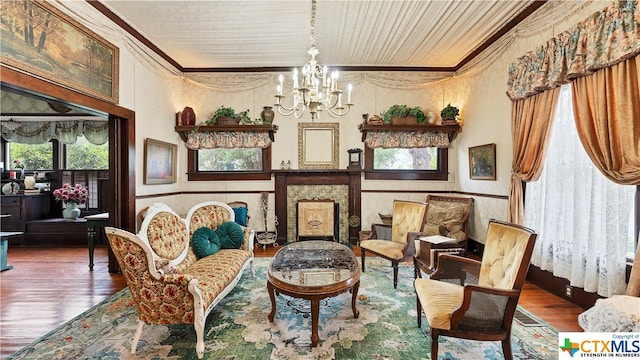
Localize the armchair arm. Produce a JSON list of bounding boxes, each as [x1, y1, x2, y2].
[[451, 284, 521, 330], [430, 254, 480, 283]]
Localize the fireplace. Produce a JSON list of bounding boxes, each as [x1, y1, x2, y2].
[[274, 170, 361, 244]]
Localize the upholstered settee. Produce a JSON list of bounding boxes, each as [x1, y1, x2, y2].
[[422, 195, 474, 242], [105, 201, 254, 359]]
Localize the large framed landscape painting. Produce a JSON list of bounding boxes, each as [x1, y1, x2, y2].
[[0, 0, 119, 103]]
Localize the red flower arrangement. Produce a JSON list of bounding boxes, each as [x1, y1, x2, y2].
[[52, 183, 88, 205]]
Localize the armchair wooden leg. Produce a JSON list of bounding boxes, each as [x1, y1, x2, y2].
[[431, 330, 439, 359], [416, 291, 422, 328], [392, 260, 398, 289], [361, 249, 366, 272], [502, 334, 513, 360]]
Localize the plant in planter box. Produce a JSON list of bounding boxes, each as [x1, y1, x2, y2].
[[440, 103, 460, 124], [381, 105, 425, 125], [207, 105, 250, 125]]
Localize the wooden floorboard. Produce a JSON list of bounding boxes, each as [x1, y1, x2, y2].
[[0, 245, 584, 358]]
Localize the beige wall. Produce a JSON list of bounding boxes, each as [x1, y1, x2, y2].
[[56, 1, 611, 238]]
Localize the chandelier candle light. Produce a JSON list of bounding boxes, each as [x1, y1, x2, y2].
[[274, 0, 353, 121]]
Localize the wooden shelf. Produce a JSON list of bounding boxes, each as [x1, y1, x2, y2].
[[175, 124, 279, 142], [358, 123, 461, 142]]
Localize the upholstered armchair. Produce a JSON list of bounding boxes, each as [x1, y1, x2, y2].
[[578, 245, 640, 332], [423, 195, 473, 243], [360, 200, 427, 288], [414, 219, 537, 360]]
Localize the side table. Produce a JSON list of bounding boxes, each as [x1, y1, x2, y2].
[[85, 212, 109, 270], [414, 235, 465, 278], [0, 231, 23, 271]]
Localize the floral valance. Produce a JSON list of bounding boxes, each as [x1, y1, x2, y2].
[[1, 120, 109, 145], [185, 131, 272, 150], [364, 131, 450, 149], [506, 0, 640, 101]]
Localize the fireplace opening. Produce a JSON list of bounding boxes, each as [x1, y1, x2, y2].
[[296, 198, 339, 242]]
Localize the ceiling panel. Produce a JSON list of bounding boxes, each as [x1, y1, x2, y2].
[[100, 0, 542, 69]]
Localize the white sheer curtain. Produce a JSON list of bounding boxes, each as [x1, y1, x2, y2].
[[525, 84, 635, 297]]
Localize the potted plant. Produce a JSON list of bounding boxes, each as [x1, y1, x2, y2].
[[381, 105, 426, 125], [207, 105, 250, 125], [440, 103, 460, 125]]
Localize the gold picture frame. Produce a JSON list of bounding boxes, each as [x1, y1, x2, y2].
[[0, 1, 119, 103], [144, 139, 177, 184], [298, 122, 339, 169], [469, 143, 496, 180]]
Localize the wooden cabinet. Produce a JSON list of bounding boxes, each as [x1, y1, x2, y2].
[[0, 194, 50, 245]]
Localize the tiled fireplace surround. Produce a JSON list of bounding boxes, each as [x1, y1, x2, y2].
[[274, 170, 362, 244]]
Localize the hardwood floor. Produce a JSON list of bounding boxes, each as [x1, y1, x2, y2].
[[0, 244, 585, 358]]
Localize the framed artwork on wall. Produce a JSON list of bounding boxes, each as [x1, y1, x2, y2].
[[298, 122, 339, 169], [144, 138, 177, 184], [0, 0, 119, 103], [469, 143, 496, 180]]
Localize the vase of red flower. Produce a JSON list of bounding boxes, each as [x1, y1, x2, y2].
[[62, 202, 81, 220], [53, 183, 88, 220]]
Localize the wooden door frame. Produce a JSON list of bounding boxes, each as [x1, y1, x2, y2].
[[1, 65, 136, 233]]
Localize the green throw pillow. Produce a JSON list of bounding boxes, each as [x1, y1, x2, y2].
[[232, 207, 248, 226], [216, 221, 245, 249], [191, 227, 221, 259]]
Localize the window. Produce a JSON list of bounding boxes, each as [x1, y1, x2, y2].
[[364, 146, 448, 180], [197, 148, 262, 171], [524, 84, 636, 297], [66, 137, 108, 170], [187, 146, 272, 181], [373, 147, 438, 170], [8, 142, 53, 170], [6, 137, 108, 170]]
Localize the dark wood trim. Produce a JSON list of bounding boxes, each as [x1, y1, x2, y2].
[[86, 1, 182, 71], [1, 65, 136, 245], [274, 170, 362, 244], [183, 66, 458, 73], [527, 265, 598, 310], [456, 1, 549, 69]]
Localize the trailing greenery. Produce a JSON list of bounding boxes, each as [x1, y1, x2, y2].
[[207, 105, 250, 125], [381, 105, 425, 124], [440, 103, 460, 120]]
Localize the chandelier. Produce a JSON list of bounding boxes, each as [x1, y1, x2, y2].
[[274, 0, 353, 121]]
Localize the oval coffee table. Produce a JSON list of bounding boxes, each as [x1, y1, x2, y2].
[[267, 240, 360, 347]]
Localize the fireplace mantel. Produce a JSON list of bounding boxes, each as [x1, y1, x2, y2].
[[273, 170, 361, 244]]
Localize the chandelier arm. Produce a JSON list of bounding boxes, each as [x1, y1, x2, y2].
[[273, 0, 353, 121]]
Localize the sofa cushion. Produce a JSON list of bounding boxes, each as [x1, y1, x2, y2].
[[192, 227, 222, 258], [232, 207, 248, 226], [426, 203, 465, 226], [216, 221, 245, 249]]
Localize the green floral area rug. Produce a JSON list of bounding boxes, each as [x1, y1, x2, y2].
[[8, 258, 558, 360]]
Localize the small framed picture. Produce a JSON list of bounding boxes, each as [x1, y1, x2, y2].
[[469, 143, 496, 180], [144, 138, 177, 184]]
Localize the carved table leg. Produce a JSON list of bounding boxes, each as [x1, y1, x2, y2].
[[351, 280, 360, 318], [310, 298, 320, 347], [267, 281, 277, 322]]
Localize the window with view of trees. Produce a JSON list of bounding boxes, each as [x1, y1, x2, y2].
[[364, 146, 448, 180], [188, 146, 272, 181], [8, 137, 108, 170], [373, 148, 438, 170], [197, 148, 262, 171]]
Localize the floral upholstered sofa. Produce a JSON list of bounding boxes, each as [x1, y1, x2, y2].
[[105, 201, 254, 359]]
